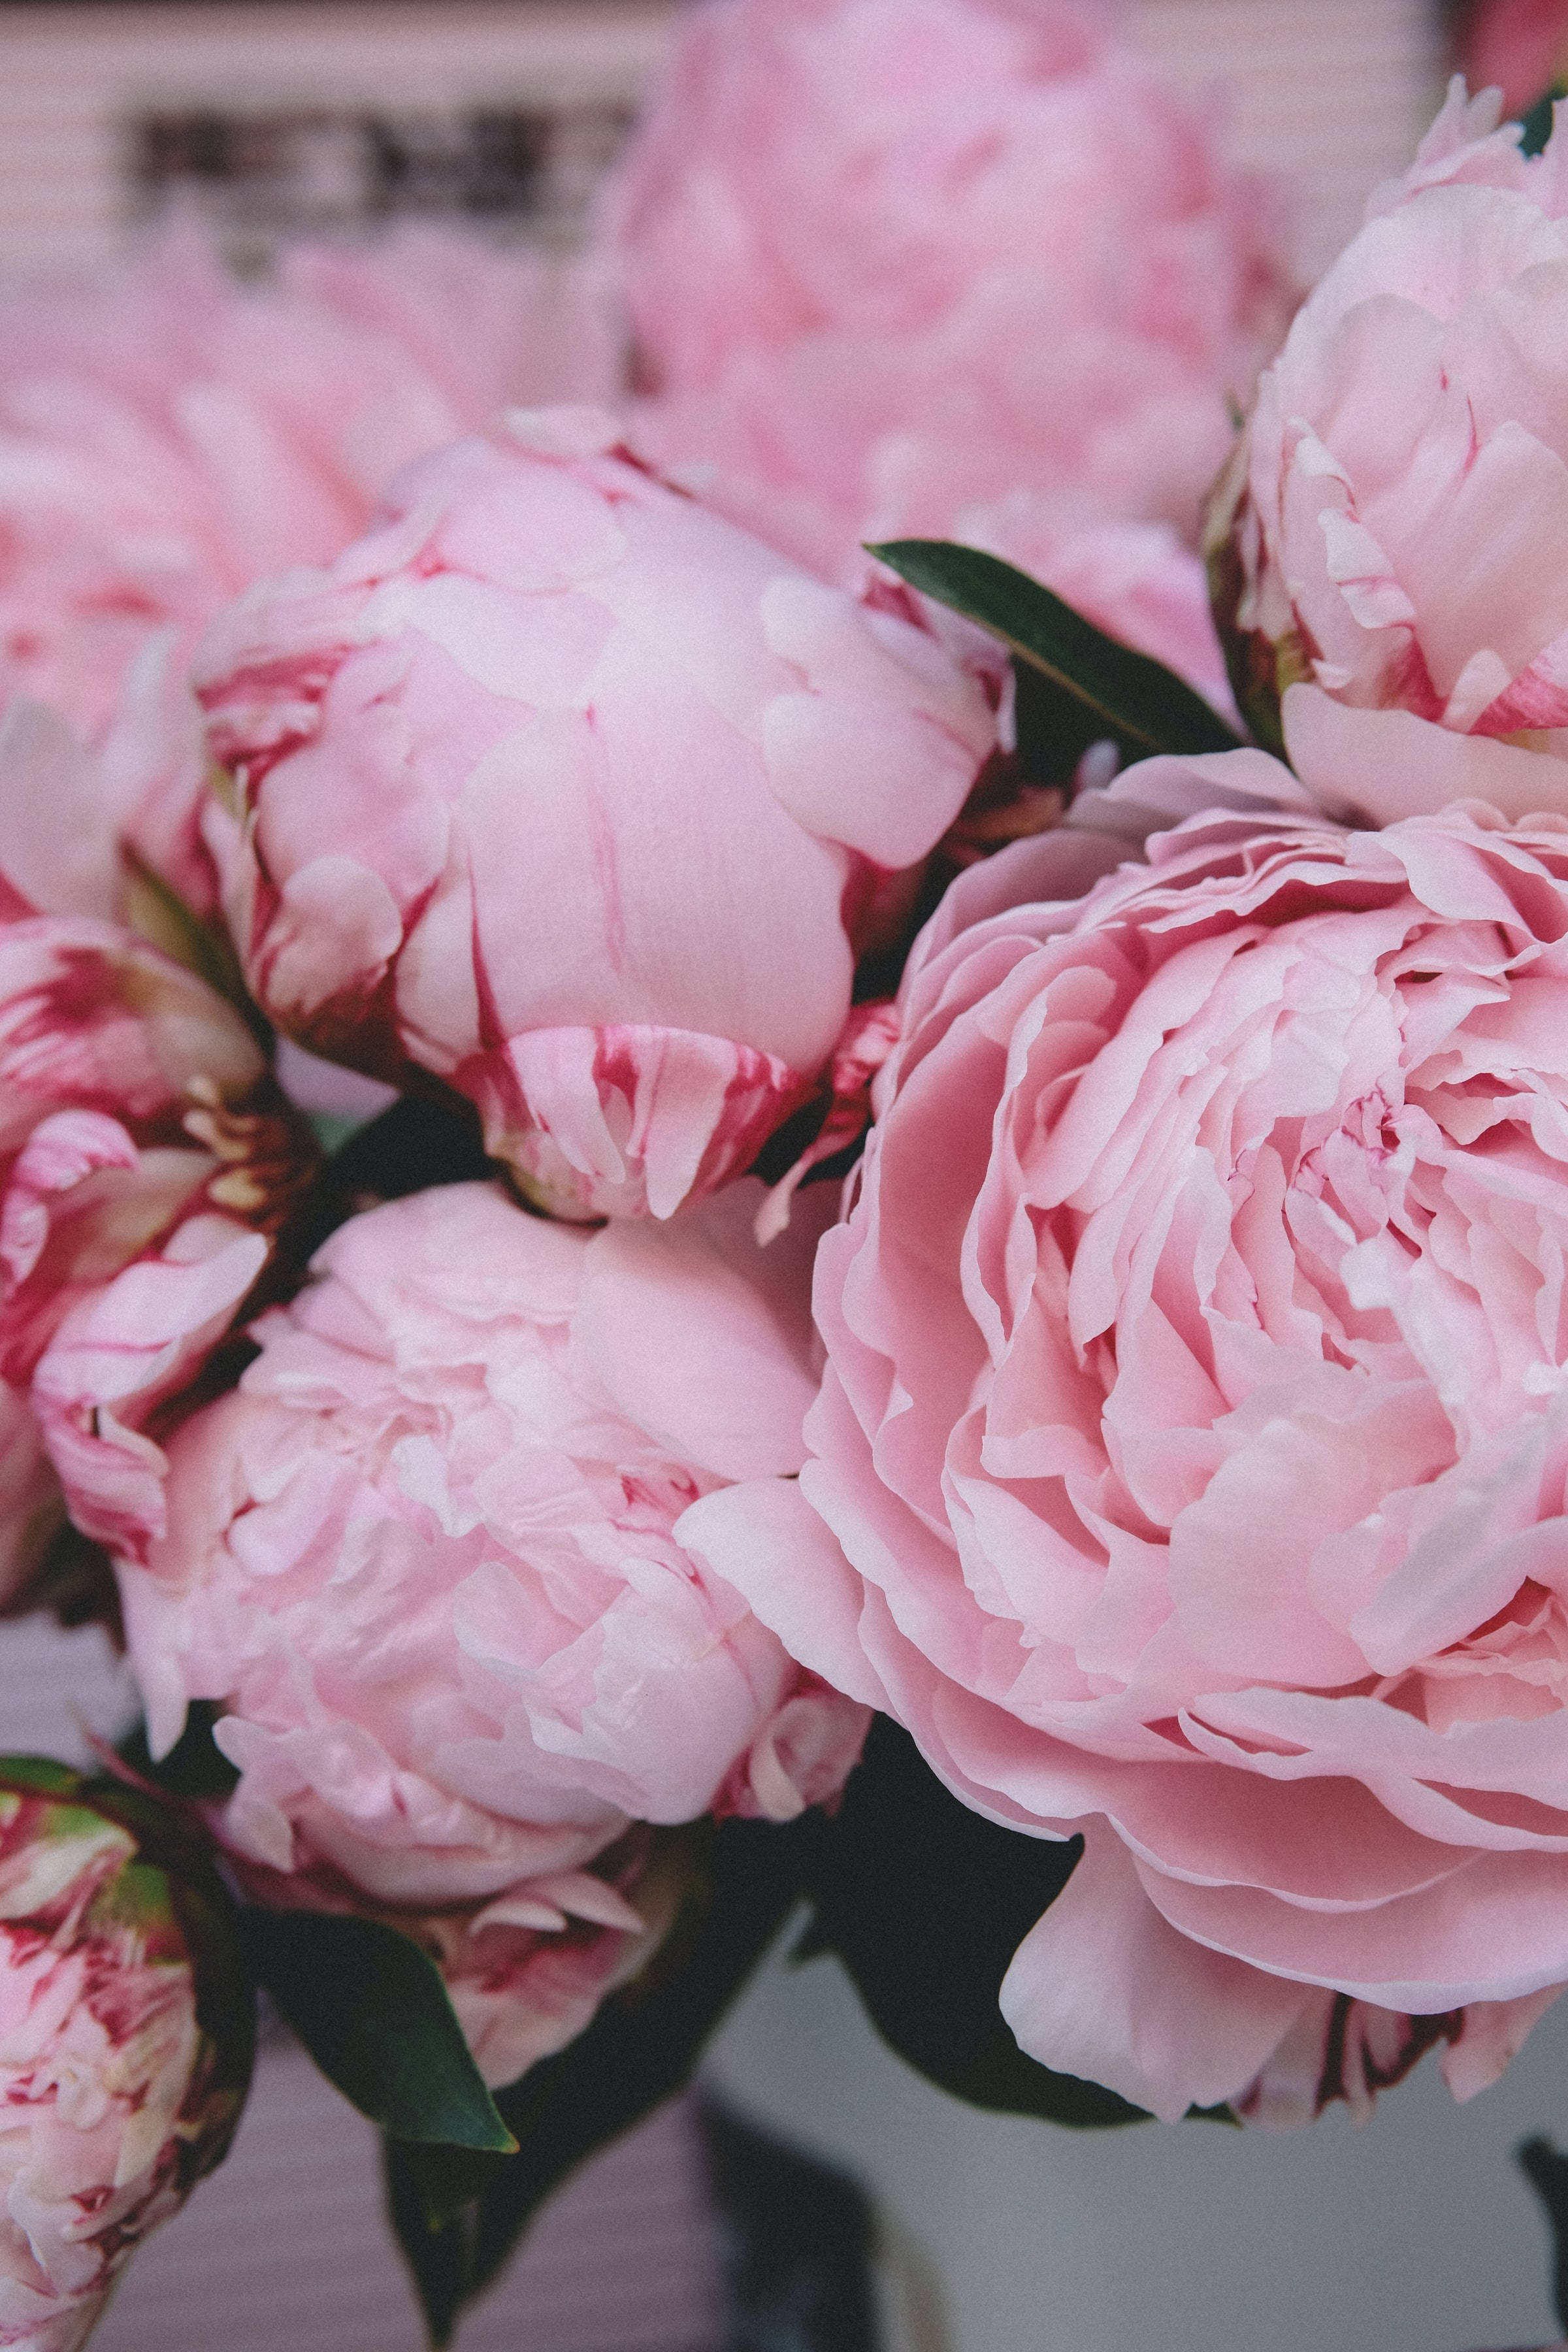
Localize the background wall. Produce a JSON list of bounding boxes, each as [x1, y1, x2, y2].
[[0, 0, 1446, 282]]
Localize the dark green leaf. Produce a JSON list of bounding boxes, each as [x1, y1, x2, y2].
[[0, 1754, 83, 1798], [384, 2142, 493, 2349], [1518, 2136, 1568, 2329], [797, 1717, 1147, 2128], [240, 1909, 516, 2153], [385, 1814, 809, 2345], [330, 1088, 493, 1201], [868, 540, 1243, 764], [118, 1701, 239, 1803], [1519, 82, 1567, 159], [1, 1520, 120, 1635]]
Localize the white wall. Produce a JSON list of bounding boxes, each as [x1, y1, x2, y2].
[[706, 1939, 1568, 2352]]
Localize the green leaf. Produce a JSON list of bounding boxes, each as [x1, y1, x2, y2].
[[385, 2144, 485, 2349], [240, 1910, 517, 2153], [0, 1754, 84, 1799], [868, 540, 1243, 765], [1519, 81, 1568, 159], [118, 1701, 239, 1803], [1518, 2136, 1568, 2330], [797, 1717, 1147, 2128], [385, 1814, 809, 2346]]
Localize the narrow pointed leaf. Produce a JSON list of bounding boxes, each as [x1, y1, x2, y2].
[[240, 1909, 517, 2153], [382, 1814, 810, 2344], [470, 1816, 808, 2298], [869, 539, 1243, 763], [384, 2144, 483, 2349]]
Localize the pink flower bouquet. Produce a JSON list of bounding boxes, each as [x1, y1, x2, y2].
[[7, 1, 1568, 2344]]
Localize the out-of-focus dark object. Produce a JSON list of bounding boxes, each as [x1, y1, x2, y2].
[[1454, 0, 1568, 113], [696, 2097, 883, 2352], [1520, 2136, 1568, 2337], [133, 101, 635, 257], [0, 3, 681, 280]]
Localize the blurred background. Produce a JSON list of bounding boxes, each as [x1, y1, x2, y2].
[[0, 0, 1452, 285], [2, 3, 1566, 2349]]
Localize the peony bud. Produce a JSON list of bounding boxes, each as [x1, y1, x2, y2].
[[195, 411, 998, 1221], [0, 1759, 252, 2351]]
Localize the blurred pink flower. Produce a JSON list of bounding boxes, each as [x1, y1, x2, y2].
[[195, 410, 998, 1220], [0, 1767, 248, 2351], [605, 0, 1295, 562], [684, 766, 1568, 2123], [1213, 80, 1568, 815], [117, 1179, 869, 1912], [0, 227, 617, 910], [1459, 0, 1568, 115], [0, 704, 312, 1591]]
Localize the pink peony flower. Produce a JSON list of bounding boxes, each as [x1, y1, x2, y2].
[[116, 1179, 869, 1911], [194, 409, 999, 1220], [681, 772, 1568, 2124], [0, 706, 313, 1590], [0, 1765, 250, 2351], [1211, 80, 1568, 818], [604, 0, 1294, 560], [1459, 0, 1568, 116], [0, 228, 617, 909]]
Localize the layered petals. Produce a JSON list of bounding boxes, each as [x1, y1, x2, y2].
[[194, 412, 997, 1215], [1214, 80, 1568, 809], [702, 776, 1568, 2119], [116, 1179, 868, 1913], [0, 1772, 248, 2349]]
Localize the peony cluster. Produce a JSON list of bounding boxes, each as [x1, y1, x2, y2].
[[0, 1766, 249, 2351], [18, 12, 1568, 2333]]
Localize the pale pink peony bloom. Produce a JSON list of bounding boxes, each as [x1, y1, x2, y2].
[[1459, 0, 1568, 115], [1213, 80, 1568, 815], [0, 706, 312, 1590], [606, 0, 1294, 559], [682, 769, 1568, 2123], [194, 410, 999, 1220], [0, 228, 617, 909], [116, 1179, 869, 1912], [0, 1768, 248, 2351]]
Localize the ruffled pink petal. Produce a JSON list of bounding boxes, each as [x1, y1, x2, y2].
[[577, 1179, 831, 1479], [465, 1023, 817, 1220], [1000, 1827, 1311, 2122], [33, 1228, 267, 1556]]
